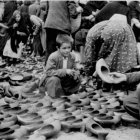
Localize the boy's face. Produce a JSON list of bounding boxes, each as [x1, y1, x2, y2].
[[59, 43, 72, 58]]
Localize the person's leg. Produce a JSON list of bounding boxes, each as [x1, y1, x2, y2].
[[45, 28, 63, 66], [44, 76, 65, 98], [123, 92, 139, 120]]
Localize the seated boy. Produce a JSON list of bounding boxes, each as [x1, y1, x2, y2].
[[39, 34, 81, 98]]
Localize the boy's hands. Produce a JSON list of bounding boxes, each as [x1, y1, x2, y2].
[[66, 69, 80, 80], [66, 69, 75, 76]]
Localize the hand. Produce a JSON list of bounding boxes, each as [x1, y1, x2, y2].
[[109, 72, 127, 84], [73, 70, 80, 80], [13, 23, 18, 28], [76, 6, 83, 13], [90, 16, 95, 22], [17, 31, 26, 36], [66, 69, 75, 76], [135, 23, 140, 29], [87, 15, 94, 21]]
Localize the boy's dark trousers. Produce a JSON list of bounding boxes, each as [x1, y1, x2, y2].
[[43, 75, 81, 98]]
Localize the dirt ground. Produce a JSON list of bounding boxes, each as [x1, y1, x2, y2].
[[56, 126, 140, 140]]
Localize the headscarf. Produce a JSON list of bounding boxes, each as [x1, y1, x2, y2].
[[12, 10, 21, 18]]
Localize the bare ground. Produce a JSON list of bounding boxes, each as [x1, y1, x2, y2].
[[55, 126, 140, 140]]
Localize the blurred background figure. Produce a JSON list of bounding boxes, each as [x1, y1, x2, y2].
[[20, 0, 31, 14], [2, 0, 17, 24], [29, 0, 40, 17], [16, 0, 23, 10], [0, 0, 4, 22]]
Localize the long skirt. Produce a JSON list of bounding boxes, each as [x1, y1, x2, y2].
[[0, 32, 10, 56], [84, 20, 140, 74]]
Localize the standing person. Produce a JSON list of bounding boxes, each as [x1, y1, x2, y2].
[[16, 0, 23, 10], [44, 1, 82, 65], [0, 0, 17, 56], [39, 0, 48, 22], [0, 0, 4, 22], [129, 1, 140, 56], [30, 15, 44, 57], [29, 0, 40, 17], [2, 0, 17, 24], [39, 34, 81, 98], [20, 0, 31, 14]]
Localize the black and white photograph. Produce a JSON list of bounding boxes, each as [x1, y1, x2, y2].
[[0, 0, 140, 140]]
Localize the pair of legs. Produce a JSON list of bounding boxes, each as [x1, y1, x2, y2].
[[123, 85, 140, 120], [45, 28, 66, 66], [44, 75, 81, 98]]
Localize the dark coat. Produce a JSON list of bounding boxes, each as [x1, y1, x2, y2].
[[20, 2, 30, 14], [82, 1, 107, 17], [44, 1, 78, 34], [95, 1, 131, 25], [129, 1, 140, 21], [81, 1, 107, 29], [2, 1, 17, 23], [129, 1, 140, 41]]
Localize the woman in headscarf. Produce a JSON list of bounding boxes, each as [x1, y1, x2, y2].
[[2, 10, 32, 63], [84, 14, 140, 76]]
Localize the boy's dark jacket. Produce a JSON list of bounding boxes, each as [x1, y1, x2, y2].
[[45, 50, 76, 78]]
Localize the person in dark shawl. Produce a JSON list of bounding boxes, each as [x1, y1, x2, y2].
[[95, 1, 131, 25], [84, 14, 140, 76]]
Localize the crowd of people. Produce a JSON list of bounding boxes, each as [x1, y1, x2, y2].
[[0, 0, 140, 120]]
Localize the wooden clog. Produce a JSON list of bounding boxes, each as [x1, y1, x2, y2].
[[24, 117, 54, 132], [34, 120, 61, 138], [86, 118, 109, 140], [94, 115, 121, 130], [77, 92, 87, 99], [96, 58, 114, 84], [10, 73, 24, 81], [61, 117, 91, 133], [73, 98, 90, 107]]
